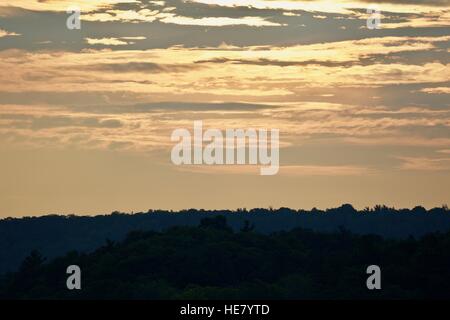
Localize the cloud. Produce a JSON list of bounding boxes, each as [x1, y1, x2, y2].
[[83, 9, 163, 22], [158, 15, 285, 26], [358, 0, 450, 6], [279, 165, 373, 176], [108, 140, 134, 150], [1, 0, 448, 54], [419, 87, 450, 94], [398, 156, 450, 171], [175, 164, 372, 176], [83, 8, 284, 26], [85, 37, 146, 46], [82, 61, 201, 73], [0, 114, 124, 130], [0, 28, 20, 37], [380, 12, 450, 29], [2, 35, 449, 96], [86, 38, 129, 46], [0, 1, 139, 13], [73, 102, 274, 113], [194, 57, 357, 67], [188, 0, 449, 14], [0, 7, 449, 167]]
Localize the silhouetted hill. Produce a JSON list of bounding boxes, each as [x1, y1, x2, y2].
[[2, 215, 450, 299], [0, 204, 449, 274]]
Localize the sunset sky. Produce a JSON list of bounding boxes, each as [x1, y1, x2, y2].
[[0, 0, 449, 217]]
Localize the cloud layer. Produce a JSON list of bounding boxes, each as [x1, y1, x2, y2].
[[0, 0, 449, 215]]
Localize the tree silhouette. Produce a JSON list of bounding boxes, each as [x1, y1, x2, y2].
[[1, 215, 450, 299]]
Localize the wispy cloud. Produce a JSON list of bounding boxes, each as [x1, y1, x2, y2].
[[0, 28, 20, 37], [175, 164, 372, 176], [85, 37, 146, 46], [398, 156, 450, 171], [419, 87, 450, 94]]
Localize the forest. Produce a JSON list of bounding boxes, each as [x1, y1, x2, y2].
[[1, 204, 449, 275], [1, 212, 450, 299], [0, 204, 450, 274]]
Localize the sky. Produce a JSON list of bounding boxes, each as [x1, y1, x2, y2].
[[0, 0, 449, 217]]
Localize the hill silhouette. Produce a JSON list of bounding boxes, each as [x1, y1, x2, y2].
[[1, 214, 450, 299], [0, 204, 449, 275]]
